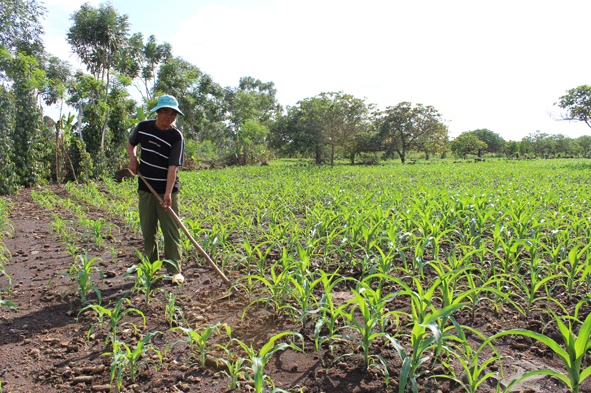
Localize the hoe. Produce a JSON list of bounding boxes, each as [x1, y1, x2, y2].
[[120, 168, 240, 299]]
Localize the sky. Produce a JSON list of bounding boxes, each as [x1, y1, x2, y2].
[[41, 0, 591, 141]]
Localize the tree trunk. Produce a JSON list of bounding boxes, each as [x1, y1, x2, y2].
[[315, 144, 322, 164], [100, 108, 111, 169], [398, 148, 406, 164], [55, 121, 60, 186], [330, 144, 335, 167], [425, 151, 430, 160]]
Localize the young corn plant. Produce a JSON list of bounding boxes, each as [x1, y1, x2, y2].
[[286, 265, 323, 328], [313, 271, 351, 358], [233, 331, 304, 393], [80, 297, 145, 347], [170, 323, 221, 367], [340, 287, 393, 379], [126, 249, 165, 304], [389, 304, 466, 393], [558, 243, 591, 297], [104, 332, 163, 392], [239, 259, 293, 319], [214, 325, 247, 390], [160, 289, 185, 328], [437, 320, 504, 393], [55, 253, 104, 306], [486, 304, 591, 393]]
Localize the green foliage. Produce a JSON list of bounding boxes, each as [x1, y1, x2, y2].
[[0, 0, 46, 54], [104, 332, 162, 391], [55, 252, 104, 306], [233, 332, 304, 393], [376, 101, 447, 164], [67, 2, 129, 86], [487, 304, 591, 393], [555, 85, 591, 129], [171, 323, 221, 367], [0, 86, 17, 194], [81, 297, 146, 347], [451, 132, 488, 159], [126, 249, 165, 304]]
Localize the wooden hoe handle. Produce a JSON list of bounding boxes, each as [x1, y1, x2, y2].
[[128, 168, 236, 292]]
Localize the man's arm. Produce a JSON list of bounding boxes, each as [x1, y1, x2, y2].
[[162, 165, 178, 211], [127, 141, 139, 174]]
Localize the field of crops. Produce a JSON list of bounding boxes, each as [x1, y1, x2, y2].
[[2, 158, 591, 393]]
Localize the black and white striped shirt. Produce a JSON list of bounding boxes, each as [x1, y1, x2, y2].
[[128, 120, 184, 194]]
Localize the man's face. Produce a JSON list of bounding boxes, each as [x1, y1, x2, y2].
[[156, 108, 178, 129]]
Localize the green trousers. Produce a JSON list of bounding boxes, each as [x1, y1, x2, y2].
[[138, 190, 182, 274]]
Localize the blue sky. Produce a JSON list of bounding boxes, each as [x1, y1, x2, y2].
[[42, 0, 591, 141]]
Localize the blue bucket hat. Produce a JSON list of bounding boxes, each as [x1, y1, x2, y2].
[[150, 95, 184, 116]]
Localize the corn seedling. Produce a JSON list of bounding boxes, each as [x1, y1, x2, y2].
[[233, 331, 304, 393], [81, 297, 145, 347], [389, 303, 466, 393], [486, 302, 591, 393], [170, 323, 221, 367], [437, 320, 504, 393], [126, 249, 165, 304], [104, 332, 163, 391], [55, 253, 104, 306], [160, 289, 185, 328], [214, 326, 247, 390]]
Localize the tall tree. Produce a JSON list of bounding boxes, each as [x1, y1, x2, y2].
[[555, 85, 591, 128], [226, 77, 282, 128], [376, 102, 447, 164], [450, 133, 487, 159], [0, 85, 17, 194], [576, 135, 591, 157], [0, 0, 45, 54], [269, 104, 322, 161], [67, 2, 130, 101], [468, 129, 505, 157], [523, 130, 552, 157], [1, 49, 48, 186], [121, 33, 172, 103]]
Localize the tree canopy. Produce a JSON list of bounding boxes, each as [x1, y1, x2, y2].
[[555, 85, 591, 128]]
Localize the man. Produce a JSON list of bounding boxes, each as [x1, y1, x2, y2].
[[127, 95, 185, 284]]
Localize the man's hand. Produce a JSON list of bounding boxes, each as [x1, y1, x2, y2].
[[129, 158, 139, 175], [161, 192, 172, 211]]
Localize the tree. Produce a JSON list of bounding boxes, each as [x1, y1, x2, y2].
[[1, 49, 48, 186], [469, 129, 505, 157], [67, 2, 130, 101], [504, 140, 520, 157], [0, 0, 45, 54], [0, 85, 17, 194], [154, 56, 226, 156], [416, 122, 448, 160], [269, 104, 322, 161], [576, 135, 591, 156], [376, 102, 447, 164], [451, 133, 487, 159], [229, 77, 282, 127], [555, 85, 591, 128], [552, 134, 574, 156], [523, 130, 552, 157], [122, 33, 172, 103]]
